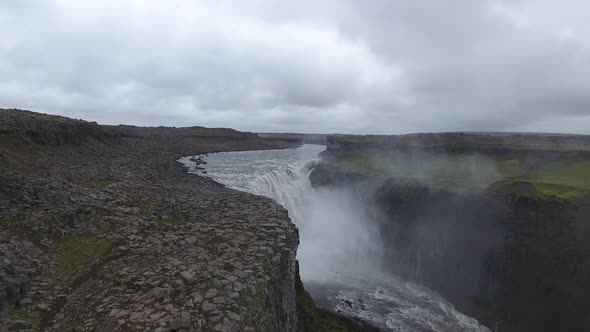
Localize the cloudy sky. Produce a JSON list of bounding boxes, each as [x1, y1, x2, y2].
[[1, 1, 589, 134]]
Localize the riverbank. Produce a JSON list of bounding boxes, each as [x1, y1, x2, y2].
[[0, 109, 319, 331]]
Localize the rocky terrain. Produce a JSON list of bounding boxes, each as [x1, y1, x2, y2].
[[0, 109, 319, 332]]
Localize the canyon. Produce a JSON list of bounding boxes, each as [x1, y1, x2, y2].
[[0, 109, 357, 332], [310, 134, 590, 332], [2, 109, 590, 332]]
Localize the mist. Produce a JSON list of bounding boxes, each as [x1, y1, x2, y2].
[[183, 144, 496, 330], [249, 160, 384, 283], [300, 155, 497, 331], [376, 152, 497, 186], [295, 147, 505, 287], [296, 186, 383, 283]]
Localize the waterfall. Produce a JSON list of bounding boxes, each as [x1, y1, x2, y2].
[[249, 163, 315, 224], [247, 161, 384, 283], [180, 145, 492, 331]]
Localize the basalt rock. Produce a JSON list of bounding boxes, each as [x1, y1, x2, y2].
[[0, 109, 309, 331], [311, 162, 590, 332]]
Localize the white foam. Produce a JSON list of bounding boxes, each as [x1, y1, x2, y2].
[[180, 145, 491, 331]]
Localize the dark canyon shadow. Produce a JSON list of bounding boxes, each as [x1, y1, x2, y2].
[[310, 146, 590, 332]]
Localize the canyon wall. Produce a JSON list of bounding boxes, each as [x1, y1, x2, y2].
[[313, 133, 590, 332]]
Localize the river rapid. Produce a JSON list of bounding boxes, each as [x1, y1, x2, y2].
[[179, 144, 490, 332]]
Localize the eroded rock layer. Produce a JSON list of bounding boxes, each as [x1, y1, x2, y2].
[[0, 109, 300, 332]]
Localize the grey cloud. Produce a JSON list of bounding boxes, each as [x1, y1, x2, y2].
[[0, 0, 589, 134]]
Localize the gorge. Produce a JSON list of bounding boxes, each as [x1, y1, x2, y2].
[[182, 133, 590, 332], [310, 134, 590, 332], [2, 109, 590, 332], [180, 145, 490, 331]]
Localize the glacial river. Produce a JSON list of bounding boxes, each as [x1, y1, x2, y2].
[[179, 144, 490, 332]]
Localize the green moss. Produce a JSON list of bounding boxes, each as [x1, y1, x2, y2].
[[153, 217, 183, 227], [92, 179, 116, 187], [0, 216, 44, 243], [492, 159, 590, 198], [0, 216, 19, 227], [143, 199, 160, 216], [141, 199, 185, 226], [338, 152, 380, 175], [334, 149, 590, 200], [8, 305, 41, 329], [50, 235, 112, 279], [238, 284, 267, 324], [335, 151, 497, 194], [532, 182, 590, 200], [534, 161, 590, 189], [489, 179, 590, 201]]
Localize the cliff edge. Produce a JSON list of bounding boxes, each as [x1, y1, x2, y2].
[[313, 134, 590, 332], [0, 109, 301, 331]]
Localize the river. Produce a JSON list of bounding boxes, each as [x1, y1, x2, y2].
[[179, 144, 490, 332]]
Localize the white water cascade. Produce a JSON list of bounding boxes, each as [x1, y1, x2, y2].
[[179, 145, 491, 332], [249, 166, 313, 224], [247, 162, 383, 282]]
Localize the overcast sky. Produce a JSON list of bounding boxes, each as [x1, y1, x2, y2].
[[1, 1, 589, 134]]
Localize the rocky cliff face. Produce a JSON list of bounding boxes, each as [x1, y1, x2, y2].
[[311, 148, 590, 332], [371, 182, 590, 332], [0, 109, 303, 331]]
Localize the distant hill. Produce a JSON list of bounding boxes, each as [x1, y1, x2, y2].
[[257, 133, 328, 145]]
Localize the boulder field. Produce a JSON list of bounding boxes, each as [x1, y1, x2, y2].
[[0, 109, 356, 332]]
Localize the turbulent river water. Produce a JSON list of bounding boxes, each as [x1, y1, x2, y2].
[[179, 145, 491, 332]]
